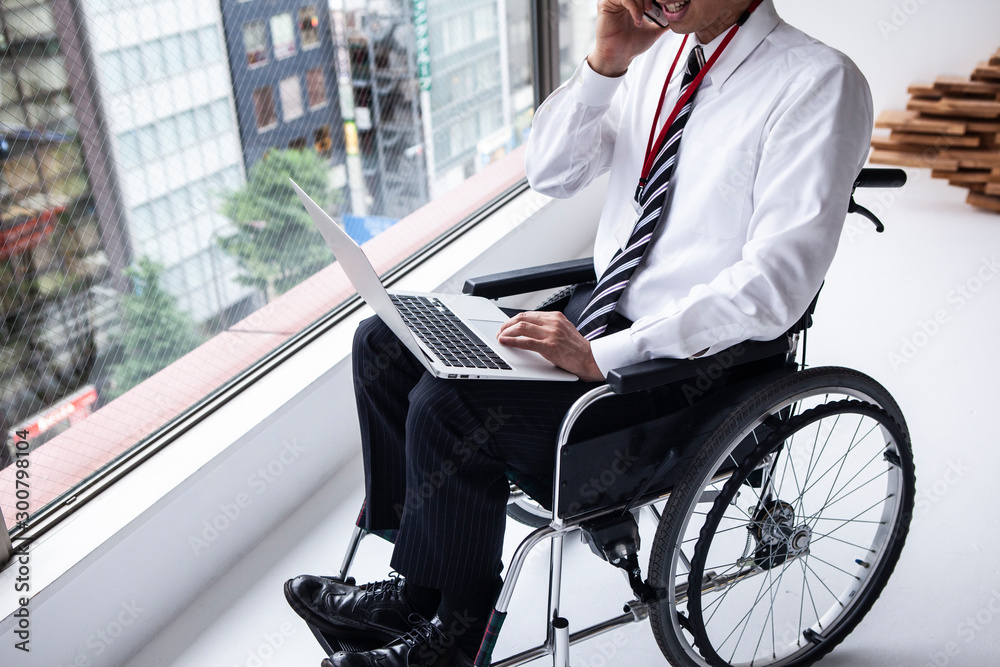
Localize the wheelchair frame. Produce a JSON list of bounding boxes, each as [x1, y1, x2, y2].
[[305, 168, 911, 667]]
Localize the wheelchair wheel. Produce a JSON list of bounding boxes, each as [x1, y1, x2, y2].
[[648, 367, 914, 667], [507, 485, 552, 528]]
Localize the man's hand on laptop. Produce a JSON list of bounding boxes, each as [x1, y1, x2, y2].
[[497, 311, 605, 382]]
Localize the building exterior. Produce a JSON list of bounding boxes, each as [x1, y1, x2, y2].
[[332, 0, 533, 219], [335, 0, 427, 218], [1, 0, 110, 453], [219, 0, 348, 184], [75, 0, 256, 326]]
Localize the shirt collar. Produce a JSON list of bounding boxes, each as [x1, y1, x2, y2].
[[696, 0, 781, 92]]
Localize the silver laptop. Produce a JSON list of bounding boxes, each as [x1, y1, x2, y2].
[[291, 179, 576, 382]]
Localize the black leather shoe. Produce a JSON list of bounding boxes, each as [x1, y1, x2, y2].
[[321, 618, 476, 667], [284, 574, 420, 643]]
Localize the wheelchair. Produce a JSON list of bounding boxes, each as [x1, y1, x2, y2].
[[302, 168, 914, 667]]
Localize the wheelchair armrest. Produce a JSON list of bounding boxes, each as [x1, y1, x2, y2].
[[462, 258, 596, 299], [606, 337, 793, 395]]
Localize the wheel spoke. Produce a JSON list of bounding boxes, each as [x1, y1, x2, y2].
[[811, 466, 889, 523], [807, 552, 860, 580], [808, 529, 875, 552], [801, 557, 843, 607], [799, 418, 878, 500]]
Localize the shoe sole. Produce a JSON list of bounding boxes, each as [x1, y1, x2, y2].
[[282, 579, 408, 644]]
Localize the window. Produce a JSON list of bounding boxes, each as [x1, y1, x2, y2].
[[135, 124, 160, 163], [121, 46, 144, 87], [1, 0, 539, 555], [195, 104, 215, 140], [243, 21, 268, 66], [181, 30, 202, 68], [211, 100, 232, 133], [279, 76, 304, 121], [159, 115, 180, 155], [473, 6, 496, 41], [176, 109, 197, 147], [298, 6, 320, 49], [100, 51, 126, 93], [1, 69, 18, 104], [558, 0, 598, 82], [314, 125, 333, 158], [20, 57, 68, 96], [305, 67, 327, 108], [252, 86, 278, 131], [270, 13, 296, 60], [200, 27, 223, 63], [142, 40, 166, 81], [162, 34, 185, 77], [4, 4, 57, 40], [441, 14, 473, 54]]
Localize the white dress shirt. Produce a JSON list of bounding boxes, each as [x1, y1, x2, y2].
[[524, 0, 874, 375]]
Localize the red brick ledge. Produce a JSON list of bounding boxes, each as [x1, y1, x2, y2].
[[0, 146, 528, 524]]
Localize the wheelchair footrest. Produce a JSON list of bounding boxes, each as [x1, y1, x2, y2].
[[306, 622, 385, 657]]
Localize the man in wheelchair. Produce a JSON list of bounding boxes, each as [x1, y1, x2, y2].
[[285, 0, 879, 665]]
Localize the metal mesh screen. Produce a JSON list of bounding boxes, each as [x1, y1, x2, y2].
[[0, 0, 553, 533]]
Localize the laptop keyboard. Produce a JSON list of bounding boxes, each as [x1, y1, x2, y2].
[[390, 295, 512, 371]]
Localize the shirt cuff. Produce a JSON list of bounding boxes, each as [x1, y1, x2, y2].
[[572, 57, 626, 108], [589, 329, 642, 378]]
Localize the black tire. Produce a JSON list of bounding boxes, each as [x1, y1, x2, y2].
[[506, 489, 552, 528], [648, 367, 915, 667]]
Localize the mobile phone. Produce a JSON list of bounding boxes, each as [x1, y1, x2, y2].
[[644, 2, 669, 27]]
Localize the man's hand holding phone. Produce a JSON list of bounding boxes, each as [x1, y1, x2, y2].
[[588, 0, 670, 77]]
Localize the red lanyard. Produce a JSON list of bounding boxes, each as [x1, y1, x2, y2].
[[636, 0, 764, 202]]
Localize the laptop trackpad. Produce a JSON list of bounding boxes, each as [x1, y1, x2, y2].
[[467, 318, 567, 372], [467, 318, 503, 339]]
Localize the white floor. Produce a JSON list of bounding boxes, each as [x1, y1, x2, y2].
[[127, 172, 1000, 667]]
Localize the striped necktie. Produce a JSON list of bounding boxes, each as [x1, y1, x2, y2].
[[576, 45, 707, 341]]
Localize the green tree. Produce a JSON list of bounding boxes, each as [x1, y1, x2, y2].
[[217, 149, 338, 298], [106, 258, 205, 400]]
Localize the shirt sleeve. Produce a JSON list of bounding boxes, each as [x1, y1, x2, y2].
[[592, 61, 874, 374], [524, 58, 628, 199]]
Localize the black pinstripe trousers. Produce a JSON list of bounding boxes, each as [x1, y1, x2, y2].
[[352, 288, 671, 598]]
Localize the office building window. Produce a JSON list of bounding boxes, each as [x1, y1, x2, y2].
[[473, 6, 496, 41], [314, 125, 332, 158], [298, 6, 320, 49], [252, 86, 278, 131], [180, 30, 202, 68], [279, 76, 304, 121], [305, 67, 327, 108], [211, 100, 232, 133], [19, 57, 67, 96], [4, 3, 57, 40], [243, 21, 268, 67], [200, 26, 223, 63], [143, 40, 167, 81], [1, 69, 18, 102], [162, 34, 186, 77], [270, 13, 296, 60]]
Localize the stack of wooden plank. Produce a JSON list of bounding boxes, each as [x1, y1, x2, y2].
[[870, 48, 1000, 213]]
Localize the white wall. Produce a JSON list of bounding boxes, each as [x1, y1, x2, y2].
[[775, 0, 1000, 118]]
